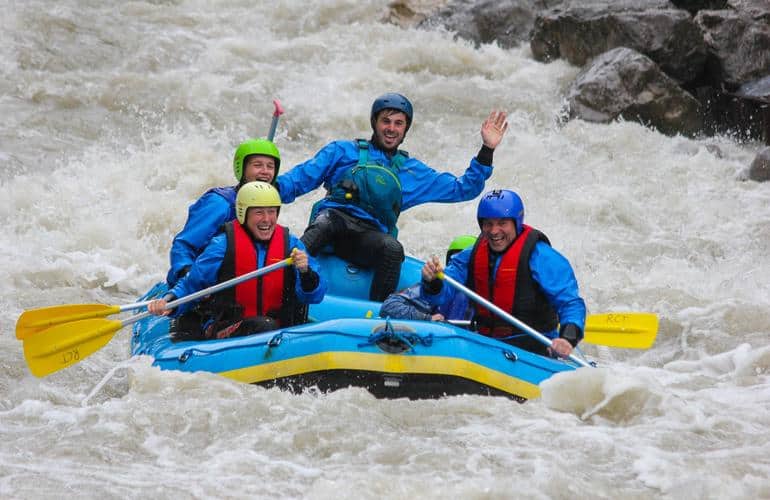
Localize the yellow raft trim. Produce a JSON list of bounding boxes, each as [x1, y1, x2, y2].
[[219, 351, 541, 400]]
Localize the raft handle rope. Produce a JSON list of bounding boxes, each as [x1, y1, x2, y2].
[[503, 351, 518, 362], [268, 333, 283, 347], [163, 323, 536, 365]]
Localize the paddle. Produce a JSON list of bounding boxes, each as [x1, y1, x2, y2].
[[583, 312, 658, 349], [22, 257, 293, 378], [447, 312, 657, 349], [438, 272, 591, 367], [267, 99, 284, 141], [16, 301, 154, 340]]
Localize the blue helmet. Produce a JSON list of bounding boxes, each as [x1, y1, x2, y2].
[[477, 189, 524, 233], [370, 93, 413, 131]]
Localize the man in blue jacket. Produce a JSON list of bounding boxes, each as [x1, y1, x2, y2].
[[166, 138, 281, 287], [149, 182, 326, 341], [419, 190, 585, 359], [277, 92, 508, 301], [379, 235, 476, 322]]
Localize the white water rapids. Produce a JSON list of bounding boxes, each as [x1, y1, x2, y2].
[[1, 1, 769, 498]]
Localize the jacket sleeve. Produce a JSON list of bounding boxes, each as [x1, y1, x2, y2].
[[400, 156, 493, 212], [289, 235, 327, 304], [380, 284, 434, 320], [167, 193, 232, 285], [275, 141, 350, 203], [437, 294, 472, 321], [419, 248, 471, 308], [167, 235, 228, 316], [529, 242, 586, 338]]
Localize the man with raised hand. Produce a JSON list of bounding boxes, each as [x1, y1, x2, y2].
[[277, 92, 508, 301]]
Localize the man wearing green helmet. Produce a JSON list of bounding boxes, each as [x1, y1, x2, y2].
[[277, 92, 508, 301], [149, 181, 326, 340], [166, 138, 281, 287], [379, 235, 476, 322]]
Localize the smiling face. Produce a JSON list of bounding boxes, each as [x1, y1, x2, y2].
[[242, 155, 276, 184], [480, 218, 517, 253], [373, 110, 408, 152], [244, 206, 279, 241]]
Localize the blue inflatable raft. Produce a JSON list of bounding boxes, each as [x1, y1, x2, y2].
[[130, 253, 580, 401]]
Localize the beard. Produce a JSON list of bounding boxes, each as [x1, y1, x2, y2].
[[370, 132, 402, 154]]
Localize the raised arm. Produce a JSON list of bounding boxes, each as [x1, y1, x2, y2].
[[480, 110, 508, 149]]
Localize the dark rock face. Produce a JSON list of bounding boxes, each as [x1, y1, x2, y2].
[[397, 0, 770, 143], [384, 0, 451, 28], [695, 85, 769, 142], [418, 0, 562, 48], [748, 147, 770, 182], [694, 8, 770, 89], [565, 47, 702, 136], [728, 0, 770, 19], [671, 0, 728, 15], [735, 76, 770, 104], [531, 3, 708, 84]]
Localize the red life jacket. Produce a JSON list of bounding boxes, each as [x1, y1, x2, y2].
[[216, 221, 295, 326], [232, 222, 287, 319], [469, 224, 558, 338]]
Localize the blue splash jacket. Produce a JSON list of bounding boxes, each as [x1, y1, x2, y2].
[[276, 140, 493, 233], [421, 243, 586, 339], [168, 231, 326, 316]]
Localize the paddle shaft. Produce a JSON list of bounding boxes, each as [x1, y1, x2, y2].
[[439, 273, 591, 368], [120, 257, 293, 328], [120, 300, 153, 312], [267, 99, 284, 141]]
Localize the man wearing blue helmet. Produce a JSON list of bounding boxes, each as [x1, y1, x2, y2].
[[277, 92, 508, 301], [420, 190, 586, 359]]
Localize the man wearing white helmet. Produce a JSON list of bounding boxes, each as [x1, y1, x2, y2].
[[149, 181, 326, 341]]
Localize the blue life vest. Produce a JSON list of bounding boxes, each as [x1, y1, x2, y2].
[[209, 186, 238, 222], [327, 139, 407, 234]]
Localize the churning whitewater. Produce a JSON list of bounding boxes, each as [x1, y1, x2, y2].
[[1, 1, 769, 499]]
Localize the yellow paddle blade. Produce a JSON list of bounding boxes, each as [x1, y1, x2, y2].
[[584, 312, 659, 349], [22, 318, 124, 377], [16, 304, 121, 339]]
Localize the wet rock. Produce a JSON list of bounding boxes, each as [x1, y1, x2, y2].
[[694, 7, 770, 88], [531, 1, 707, 84], [418, 0, 562, 48], [670, 0, 728, 15], [694, 84, 769, 142], [728, 0, 770, 19], [734, 75, 770, 105], [405, 0, 768, 141], [748, 147, 770, 182], [384, 0, 450, 28], [732, 75, 770, 143], [565, 47, 702, 136], [705, 143, 724, 158]]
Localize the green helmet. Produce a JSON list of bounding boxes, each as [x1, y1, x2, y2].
[[235, 181, 282, 224], [446, 234, 477, 265], [232, 138, 281, 182]]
